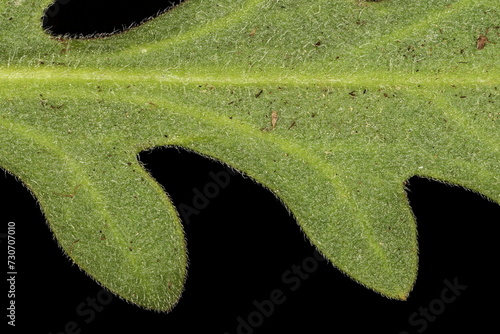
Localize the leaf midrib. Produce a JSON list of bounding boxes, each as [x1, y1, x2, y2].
[[1, 67, 499, 87]]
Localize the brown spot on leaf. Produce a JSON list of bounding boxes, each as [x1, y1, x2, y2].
[[67, 239, 80, 254], [271, 111, 278, 129], [477, 34, 489, 49]]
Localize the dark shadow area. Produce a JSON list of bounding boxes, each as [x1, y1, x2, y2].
[[42, 0, 186, 38], [400, 176, 499, 333], [2, 148, 497, 334]]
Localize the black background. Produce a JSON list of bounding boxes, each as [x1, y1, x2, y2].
[[3, 1, 500, 333]]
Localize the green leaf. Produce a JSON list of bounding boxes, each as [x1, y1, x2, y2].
[[1, 0, 498, 310]]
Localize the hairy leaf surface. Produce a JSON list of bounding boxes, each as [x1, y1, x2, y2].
[[0, 0, 498, 310]]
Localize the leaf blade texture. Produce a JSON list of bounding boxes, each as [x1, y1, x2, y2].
[[0, 0, 498, 310]]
